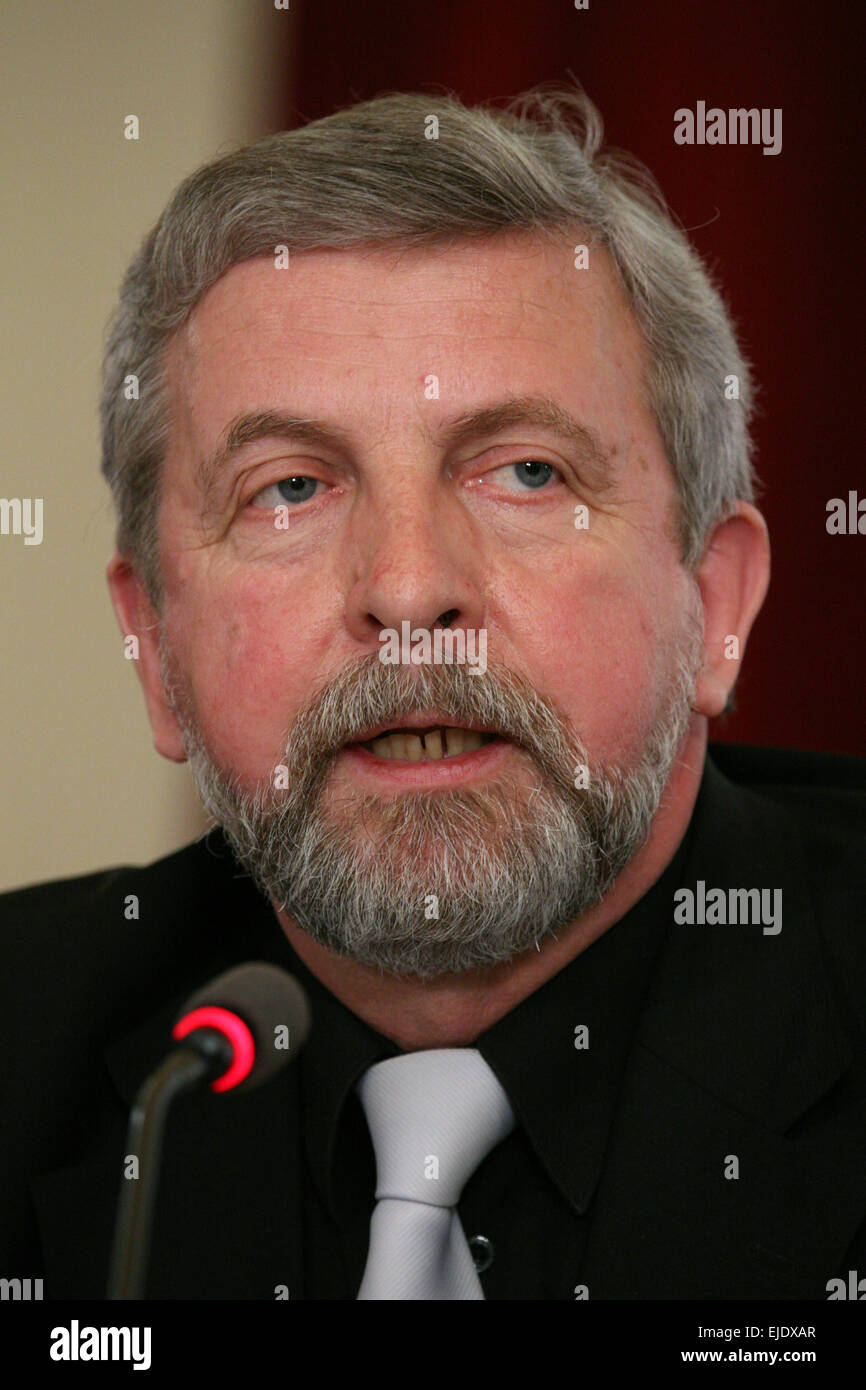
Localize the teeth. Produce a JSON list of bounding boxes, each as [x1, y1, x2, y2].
[[364, 727, 489, 761], [404, 734, 423, 761], [424, 729, 443, 761], [445, 728, 464, 757]]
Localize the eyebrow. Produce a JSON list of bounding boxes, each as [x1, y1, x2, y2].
[[197, 394, 615, 505]]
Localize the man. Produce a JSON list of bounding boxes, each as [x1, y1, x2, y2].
[[2, 85, 864, 1301]]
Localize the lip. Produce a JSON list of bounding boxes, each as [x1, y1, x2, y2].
[[345, 711, 500, 745], [338, 735, 514, 787]]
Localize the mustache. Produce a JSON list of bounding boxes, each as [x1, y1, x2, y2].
[[281, 653, 587, 797]]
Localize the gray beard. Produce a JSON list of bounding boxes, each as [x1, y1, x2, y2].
[[161, 619, 703, 980]]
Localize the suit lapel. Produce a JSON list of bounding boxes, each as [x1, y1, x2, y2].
[[583, 755, 866, 1298], [582, 1045, 865, 1298]]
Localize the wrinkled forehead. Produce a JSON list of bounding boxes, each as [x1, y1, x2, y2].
[[161, 232, 661, 490]]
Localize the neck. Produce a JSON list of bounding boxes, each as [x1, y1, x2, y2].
[[274, 721, 707, 1051]]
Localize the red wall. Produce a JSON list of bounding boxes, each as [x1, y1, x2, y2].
[[281, 0, 865, 755]]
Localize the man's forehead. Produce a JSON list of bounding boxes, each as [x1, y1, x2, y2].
[[162, 233, 653, 487], [170, 233, 635, 362]]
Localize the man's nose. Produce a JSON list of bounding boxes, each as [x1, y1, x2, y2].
[[343, 486, 486, 645]]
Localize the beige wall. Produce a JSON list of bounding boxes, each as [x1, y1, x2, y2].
[[0, 1, 292, 891]]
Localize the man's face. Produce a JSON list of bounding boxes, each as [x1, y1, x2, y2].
[[161, 234, 692, 773], [146, 232, 703, 975]]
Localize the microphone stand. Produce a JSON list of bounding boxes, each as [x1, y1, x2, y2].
[[107, 1029, 232, 1300]]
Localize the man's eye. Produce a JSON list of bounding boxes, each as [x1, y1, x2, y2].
[[490, 460, 562, 491], [251, 476, 323, 509]]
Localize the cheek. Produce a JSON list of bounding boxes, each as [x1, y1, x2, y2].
[[166, 577, 329, 782], [501, 563, 672, 765]]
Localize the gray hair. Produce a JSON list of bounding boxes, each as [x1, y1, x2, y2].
[[100, 82, 757, 608]]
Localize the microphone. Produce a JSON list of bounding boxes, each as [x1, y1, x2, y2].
[[172, 961, 312, 1093], [107, 962, 311, 1299]]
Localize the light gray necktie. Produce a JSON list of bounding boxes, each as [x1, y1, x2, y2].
[[355, 1047, 516, 1300]]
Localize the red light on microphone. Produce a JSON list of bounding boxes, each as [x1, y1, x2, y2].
[[172, 1005, 255, 1092]]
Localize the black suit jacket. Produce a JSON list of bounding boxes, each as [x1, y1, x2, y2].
[[1, 743, 865, 1299]]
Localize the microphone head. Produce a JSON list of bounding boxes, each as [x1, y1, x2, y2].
[[174, 962, 311, 1094]]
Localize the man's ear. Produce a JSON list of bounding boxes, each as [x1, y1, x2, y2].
[[692, 502, 771, 719], [106, 553, 187, 762]]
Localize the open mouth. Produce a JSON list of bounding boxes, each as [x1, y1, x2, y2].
[[351, 725, 500, 762]]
